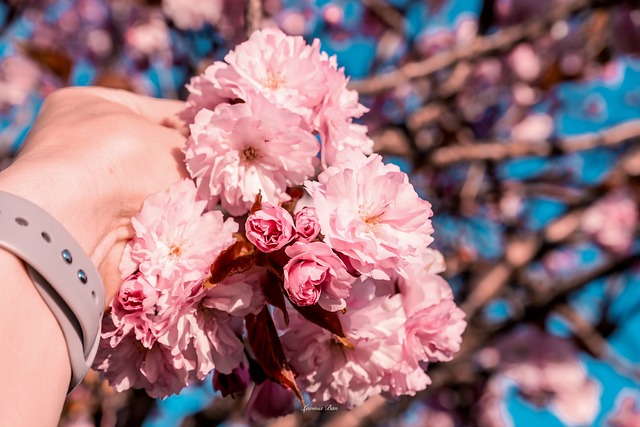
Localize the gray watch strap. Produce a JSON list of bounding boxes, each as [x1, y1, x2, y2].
[[0, 191, 105, 391]]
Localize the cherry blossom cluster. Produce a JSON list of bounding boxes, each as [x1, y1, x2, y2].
[[94, 28, 465, 413]]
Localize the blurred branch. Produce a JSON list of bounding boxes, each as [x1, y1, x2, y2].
[[556, 304, 610, 357], [349, 0, 593, 94], [428, 119, 640, 167], [460, 235, 541, 318], [362, 0, 405, 33], [557, 304, 640, 381], [245, 0, 263, 37]]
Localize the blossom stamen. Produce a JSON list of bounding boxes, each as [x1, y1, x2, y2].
[[264, 70, 286, 90], [242, 146, 259, 162]]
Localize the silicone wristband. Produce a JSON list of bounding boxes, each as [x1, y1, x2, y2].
[[0, 191, 105, 391]]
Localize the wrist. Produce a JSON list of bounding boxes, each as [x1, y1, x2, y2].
[[0, 159, 111, 261], [0, 248, 70, 423]]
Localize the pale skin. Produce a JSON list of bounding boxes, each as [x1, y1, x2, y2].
[[0, 87, 187, 425]]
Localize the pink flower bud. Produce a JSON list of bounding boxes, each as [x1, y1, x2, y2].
[[212, 361, 250, 398], [246, 202, 295, 253], [246, 380, 294, 422], [116, 275, 157, 313], [283, 242, 354, 311], [294, 206, 321, 242]]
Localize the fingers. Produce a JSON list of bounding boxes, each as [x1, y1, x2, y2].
[[45, 86, 186, 124], [87, 88, 186, 123]]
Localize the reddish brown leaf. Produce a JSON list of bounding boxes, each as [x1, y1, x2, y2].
[[249, 192, 263, 214], [246, 306, 303, 403], [262, 269, 289, 325], [19, 43, 72, 83], [282, 186, 305, 215], [206, 235, 256, 288]]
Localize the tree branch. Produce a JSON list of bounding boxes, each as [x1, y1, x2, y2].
[[244, 0, 263, 37], [349, 0, 593, 94], [427, 119, 640, 167]]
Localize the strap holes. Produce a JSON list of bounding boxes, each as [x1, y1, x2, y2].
[[41, 232, 51, 243], [15, 217, 28, 226]]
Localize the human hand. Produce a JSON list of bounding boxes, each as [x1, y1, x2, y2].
[[0, 86, 187, 305]]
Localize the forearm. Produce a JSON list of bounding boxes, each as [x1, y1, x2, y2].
[[0, 248, 70, 426], [0, 164, 94, 425]]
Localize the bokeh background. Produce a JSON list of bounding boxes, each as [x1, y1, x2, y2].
[[1, 0, 639, 426]]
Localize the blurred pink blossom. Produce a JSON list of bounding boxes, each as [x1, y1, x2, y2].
[[609, 396, 640, 427], [479, 326, 599, 426], [162, 0, 222, 30], [582, 190, 639, 254], [510, 114, 553, 141], [125, 16, 171, 59], [508, 43, 541, 82], [0, 56, 41, 108]]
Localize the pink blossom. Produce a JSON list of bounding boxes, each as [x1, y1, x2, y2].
[[108, 274, 168, 349], [180, 28, 342, 122], [397, 266, 466, 363], [120, 179, 238, 284], [421, 248, 447, 275], [178, 266, 266, 378], [215, 27, 343, 120], [246, 202, 296, 253], [184, 94, 320, 215], [161, 0, 222, 30], [278, 280, 429, 408], [313, 81, 372, 166], [179, 63, 229, 125], [294, 206, 321, 242], [582, 190, 638, 254], [306, 150, 434, 280], [179, 28, 372, 165], [93, 318, 191, 399], [283, 242, 355, 311]]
